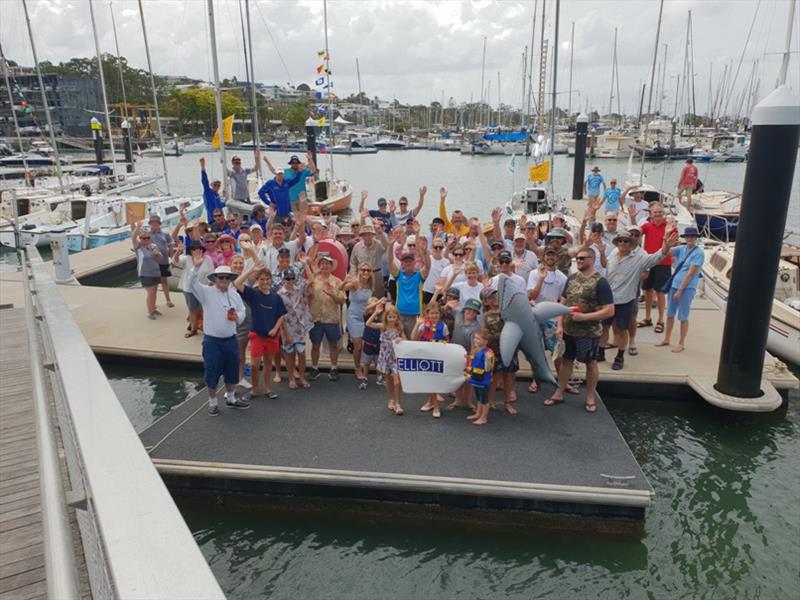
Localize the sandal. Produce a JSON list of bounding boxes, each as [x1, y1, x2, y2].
[[612, 357, 624, 370], [394, 406, 404, 416], [585, 402, 598, 413], [266, 392, 279, 400], [299, 380, 311, 389], [167, 301, 175, 308], [184, 330, 198, 338], [288, 381, 298, 389], [628, 346, 639, 356], [544, 397, 564, 407], [637, 318, 653, 328], [565, 385, 580, 395], [654, 322, 665, 334]]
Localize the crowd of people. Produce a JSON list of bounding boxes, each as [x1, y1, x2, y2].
[[131, 154, 705, 423]]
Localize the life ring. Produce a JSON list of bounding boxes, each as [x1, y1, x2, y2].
[[316, 239, 348, 280]]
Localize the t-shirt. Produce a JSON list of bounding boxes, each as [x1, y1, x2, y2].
[[527, 269, 568, 303], [489, 272, 527, 296], [368, 209, 396, 233], [227, 168, 252, 201], [641, 220, 672, 266], [603, 187, 622, 212], [670, 245, 704, 290], [586, 173, 605, 196], [512, 249, 539, 281], [149, 230, 172, 265], [240, 286, 287, 337], [258, 178, 293, 216], [283, 167, 313, 202], [135, 245, 161, 278], [395, 270, 425, 315], [625, 196, 650, 225], [423, 257, 452, 294], [454, 281, 483, 309], [679, 164, 699, 187]]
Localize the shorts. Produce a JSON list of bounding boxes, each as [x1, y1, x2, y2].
[[400, 314, 418, 340], [282, 341, 306, 354], [642, 264, 671, 292], [541, 319, 558, 353], [309, 321, 341, 343], [667, 287, 696, 321], [422, 291, 434, 306], [184, 291, 201, 311], [493, 350, 519, 373], [472, 385, 489, 405], [202, 334, 240, 388], [140, 276, 160, 288], [361, 353, 378, 367], [248, 331, 281, 357], [562, 334, 600, 364], [159, 264, 172, 277], [603, 298, 636, 329]]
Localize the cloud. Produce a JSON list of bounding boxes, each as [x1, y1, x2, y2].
[[2, 0, 797, 117]]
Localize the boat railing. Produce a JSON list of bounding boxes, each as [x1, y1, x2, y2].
[[23, 245, 224, 599]]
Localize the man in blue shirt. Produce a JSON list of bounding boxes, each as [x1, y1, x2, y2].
[[584, 166, 606, 207], [387, 228, 430, 338], [603, 179, 622, 213], [263, 152, 318, 208], [199, 157, 224, 223], [257, 170, 301, 220]]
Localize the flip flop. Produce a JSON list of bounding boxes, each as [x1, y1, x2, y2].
[[527, 381, 538, 393], [628, 346, 639, 356], [167, 302, 175, 308], [184, 330, 198, 338], [585, 402, 598, 413], [637, 319, 653, 328], [288, 381, 298, 389], [565, 385, 580, 395], [544, 397, 564, 407], [654, 322, 665, 334], [505, 403, 518, 415]]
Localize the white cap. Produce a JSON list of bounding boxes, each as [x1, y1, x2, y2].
[[406, 235, 417, 244]]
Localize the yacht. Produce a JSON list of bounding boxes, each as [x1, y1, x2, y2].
[[593, 133, 636, 159], [373, 135, 408, 150], [181, 139, 216, 154]]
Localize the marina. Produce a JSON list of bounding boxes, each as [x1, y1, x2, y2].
[[1, 0, 799, 597]]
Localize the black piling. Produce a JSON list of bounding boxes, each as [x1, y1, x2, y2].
[[305, 120, 317, 168], [572, 113, 588, 199], [90, 117, 104, 164], [715, 86, 800, 398], [121, 120, 133, 173]]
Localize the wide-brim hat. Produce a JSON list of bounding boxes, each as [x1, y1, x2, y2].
[[612, 232, 634, 244], [337, 224, 353, 236], [681, 227, 700, 237], [216, 234, 236, 245], [545, 227, 568, 239], [208, 265, 235, 280], [359, 224, 376, 235], [316, 252, 338, 270]]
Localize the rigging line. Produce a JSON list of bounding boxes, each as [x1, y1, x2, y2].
[[254, 0, 293, 86], [722, 0, 762, 117]]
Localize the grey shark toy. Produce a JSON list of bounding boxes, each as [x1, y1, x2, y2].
[[496, 274, 573, 386]]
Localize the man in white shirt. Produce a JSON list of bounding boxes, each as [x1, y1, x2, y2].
[[489, 250, 527, 295], [188, 262, 249, 416], [622, 187, 650, 225], [257, 216, 307, 272], [511, 230, 538, 281], [422, 237, 451, 304], [527, 247, 568, 303]]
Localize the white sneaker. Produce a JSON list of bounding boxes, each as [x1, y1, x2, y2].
[[238, 378, 253, 389]]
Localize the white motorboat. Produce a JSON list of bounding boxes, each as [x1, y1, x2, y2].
[[373, 136, 408, 150], [181, 139, 216, 154], [328, 140, 378, 155], [702, 243, 800, 364], [593, 133, 636, 159], [141, 140, 184, 157]]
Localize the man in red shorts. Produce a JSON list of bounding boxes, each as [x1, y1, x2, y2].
[[234, 263, 287, 400]]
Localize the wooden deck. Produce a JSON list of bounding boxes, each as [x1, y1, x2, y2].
[[0, 308, 45, 600]]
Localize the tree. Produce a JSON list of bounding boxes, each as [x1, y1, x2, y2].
[[284, 101, 310, 131], [164, 88, 245, 133]]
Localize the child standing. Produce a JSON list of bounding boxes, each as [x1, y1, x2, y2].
[[448, 297, 483, 411], [466, 329, 494, 426], [412, 303, 450, 418], [362, 297, 384, 386], [375, 304, 405, 415], [482, 288, 519, 415]]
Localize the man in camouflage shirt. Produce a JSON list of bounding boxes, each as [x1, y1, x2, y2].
[[544, 247, 614, 413], [482, 288, 519, 415]]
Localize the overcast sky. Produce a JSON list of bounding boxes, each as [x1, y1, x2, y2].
[[2, 0, 798, 117]]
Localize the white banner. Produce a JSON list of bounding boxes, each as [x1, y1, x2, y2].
[[395, 341, 467, 394]]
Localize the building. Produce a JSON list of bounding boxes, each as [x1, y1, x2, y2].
[[1, 70, 101, 136]]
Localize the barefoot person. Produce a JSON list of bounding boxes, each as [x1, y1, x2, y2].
[[187, 261, 249, 416], [638, 202, 674, 335], [343, 264, 375, 388], [466, 329, 494, 426], [656, 227, 704, 352], [545, 248, 614, 413]]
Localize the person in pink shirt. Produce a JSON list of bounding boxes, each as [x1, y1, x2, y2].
[[677, 158, 699, 209]]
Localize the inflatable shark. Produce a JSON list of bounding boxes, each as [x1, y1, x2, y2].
[[496, 274, 572, 386]]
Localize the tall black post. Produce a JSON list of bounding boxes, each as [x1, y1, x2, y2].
[[716, 86, 800, 398], [305, 118, 317, 167], [571, 113, 588, 199], [121, 119, 134, 173], [90, 117, 104, 164]]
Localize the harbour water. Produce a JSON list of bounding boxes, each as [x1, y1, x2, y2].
[[106, 363, 799, 600]]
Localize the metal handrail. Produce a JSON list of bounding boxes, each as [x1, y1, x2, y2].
[[21, 247, 80, 599]]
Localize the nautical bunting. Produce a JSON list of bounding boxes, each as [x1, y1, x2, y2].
[[315, 77, 325, 86]]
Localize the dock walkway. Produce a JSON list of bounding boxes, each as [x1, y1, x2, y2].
[[141, 380, 654, 521], [0, 308, 46, 599]]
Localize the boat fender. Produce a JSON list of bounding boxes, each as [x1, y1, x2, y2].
[[81, 184, 92, 197]]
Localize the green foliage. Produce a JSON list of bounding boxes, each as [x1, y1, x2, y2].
[[284, 101, 310, 130], [164, 88, 245, 132]]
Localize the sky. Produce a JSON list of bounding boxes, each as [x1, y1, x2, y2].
[[1, 0, 798, 118]]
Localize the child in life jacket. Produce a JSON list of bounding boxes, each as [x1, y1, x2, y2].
[[412, 303, 449, 418], [466, 329, 494, 426]]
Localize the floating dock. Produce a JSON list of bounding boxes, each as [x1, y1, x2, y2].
[[140, 380, 654, 523]]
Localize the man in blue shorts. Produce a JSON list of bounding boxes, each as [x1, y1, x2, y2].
[[188, 262, 250, 416], [603, 179, 622, 213], [387, 228, 430, 338], [584, 166, 606, 206], [544, 247, 614, 413]]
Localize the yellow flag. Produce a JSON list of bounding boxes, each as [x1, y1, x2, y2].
[[212, 114, 235, 149], [529, 161, 550, 183]]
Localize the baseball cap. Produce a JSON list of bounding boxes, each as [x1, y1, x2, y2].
[[277, 247, 291, 255], [524, 221, 538, 229], [590, 223, 604, 233], [288, 155, 301, 164], [249, 223, 262, 232], [544, 246, 558, 255], [406, 235, 417, 244], [498, 250, 512, 261], [490, 239, 505, 249], [446, 287, 460, 298], [591, 166, 600, 172], [514, 230, 526, 240], [432, 217, 445, 225], [377, 197, 388, 206], [148, 214, 161, 223], [400, 252, 415, 262], [546, 227, 568, 239]]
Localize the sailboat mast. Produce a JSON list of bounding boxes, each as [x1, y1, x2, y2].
[[206, 0, 227, 198], [137, 0, 170, 195], [323, 0, 334, 177], [479, 36, 487, 128], [89, 0, 118, 172], [641, 0, 664, 181], [567, 21, 574, 120], [109, 2, 128, 123], [356, 58, 364, 126], [497, 72, 501, 127], [525, 0, 537, 133], [0, 49, 32, 186], [548, 0, 559, 198], [21, 0, 64, 193], [245, 0, 260, 173], [521, 47, 527, 128], [776, 0, 796, 86], [608, 27, 617, 118]]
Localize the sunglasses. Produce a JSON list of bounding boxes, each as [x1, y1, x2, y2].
[[322, 211, 331, 215], [433, 245, 444, 250], [575, 256, 591, 261], [140, 236, 151, 240], [453, 253, 465, 258], [232, 160, 241, 164], [399, 202, 408, 206], [284, 276, 296, 281], [499, 258, 512, 264], [617, 239, 632, 244], [606, 218, 618, 222], [216, 275, 233, 280], [213, 213, 223, 218], [407, 243, 416, 247], [227, 220, 237, 224]]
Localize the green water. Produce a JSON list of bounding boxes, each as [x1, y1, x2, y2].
[[104, 363, 799, 600]]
